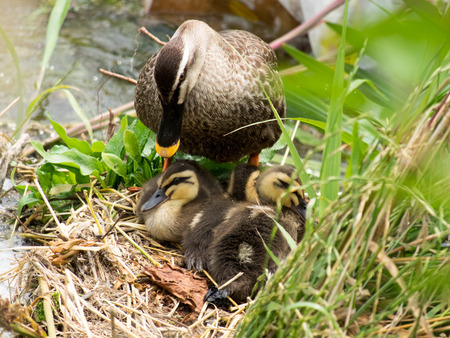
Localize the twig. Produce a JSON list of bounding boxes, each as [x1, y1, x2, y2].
[[138, 27, 167, 46], [65, 270, 93, 338], [202, 270, 239, 308], [218, 272, 244, 290], [83, 189, 104, 235], [98, 199, 134, 212], [33, 177, 69, 240], [270, 0, 346, 50], [0, 96, 20, 119], [115, 225, 161, 267], [99, 69, 137, 85], [389, 233, 445, 255], [38, 276, 57, 338]]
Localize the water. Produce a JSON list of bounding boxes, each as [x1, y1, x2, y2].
[[0, 0, 300, 125], [0, 180, 21, 300]]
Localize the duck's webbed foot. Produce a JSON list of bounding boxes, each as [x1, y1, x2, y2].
[[204, 286, 230, 307]]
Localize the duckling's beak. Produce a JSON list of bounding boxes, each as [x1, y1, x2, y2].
[[290, 202, 306, 221], [141, 187, 168, 211], [155, 99, 183, 160]]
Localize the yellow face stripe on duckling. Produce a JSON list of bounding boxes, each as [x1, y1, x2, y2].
[[161, 170, 199, 203], [155, 139, 180, 158], [258, 171, 303, 208]]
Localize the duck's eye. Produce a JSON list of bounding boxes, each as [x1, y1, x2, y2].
[[179, 72, 185, 82]]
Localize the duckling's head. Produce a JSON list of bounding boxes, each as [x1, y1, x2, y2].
[[257, 166, 306, 218], [227, 163, 260, 202], [153, 20, 213, 158], [140, 160, 222, 213]]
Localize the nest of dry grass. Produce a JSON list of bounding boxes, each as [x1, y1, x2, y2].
[[0, 184, 248, 337]]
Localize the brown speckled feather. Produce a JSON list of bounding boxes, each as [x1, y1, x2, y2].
[[135, 20, 285, 163]]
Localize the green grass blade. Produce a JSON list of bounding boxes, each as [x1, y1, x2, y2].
[[37, 0, 71, 90], [63, 89, 93, 143], [319, 0, 349, 217], [0, 25, 24, 129]]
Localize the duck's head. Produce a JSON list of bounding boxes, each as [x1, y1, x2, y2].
[[140, 160, 220, 213], [153, 20, 212, 159], [227, 163, 260, 202], [256, 166, 306, 219]]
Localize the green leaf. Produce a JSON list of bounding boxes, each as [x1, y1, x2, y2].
[[290, 117, 369, 155], [63, 89, 93, 142], [102, 152, 128, 179], [32, 140, 103, 177], [124, 130, 142, 162], [319, 1, 350, 217], [17, 193, 41, 218], [273, 219, 297, 251], [283, 44, 334, 82], [41, 0, 71, 72], [48, 116, 92, 155], [142, 138, 156, 158], [104, 116, 127, 156], [129, 119, 154, 149], [12, 84, 74, 139], [91, 141, 105, 153]]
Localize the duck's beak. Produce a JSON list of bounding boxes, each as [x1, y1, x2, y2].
[[155, 99, 183, 161], [141, 187, 168, 211]]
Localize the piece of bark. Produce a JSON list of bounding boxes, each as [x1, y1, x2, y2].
[[143, 263, 208, 314]]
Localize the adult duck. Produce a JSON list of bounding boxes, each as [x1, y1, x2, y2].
[[135, 20, 285, 170]]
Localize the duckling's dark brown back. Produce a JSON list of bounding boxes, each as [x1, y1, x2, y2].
[[204, 165, 307, 305]]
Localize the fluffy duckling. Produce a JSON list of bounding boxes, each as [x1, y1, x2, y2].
[[183, 164, 260, 271], [205, 165, 306, 304], [226, 163, 260, 202], [136, 160, 223, 242]]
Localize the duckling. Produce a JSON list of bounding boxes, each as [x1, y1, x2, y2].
[[204, 165, 306, 304], [182, 163, 260, 271], [136, 160, 223, 242], [135, 20, 285, 169], [226, 163, 260, 202]]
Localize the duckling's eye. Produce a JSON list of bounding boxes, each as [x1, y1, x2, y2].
[[179, 72, 185, 82], [275, 179, 290, 189], [171, 176, 190, 186]]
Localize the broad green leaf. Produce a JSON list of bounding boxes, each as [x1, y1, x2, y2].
[[91, 141, 105, 153], [49, 116, 92, 155], [102, 152, 128, 179], [142, 138, 156, 158], [124, 130, 141, 162], [104, 116, 127, 156], [129, 119, 154, 149], [32, 140, 103, 177], [17, 193, 41, 218]]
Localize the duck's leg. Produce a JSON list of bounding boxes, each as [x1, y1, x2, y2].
[[248, 152, 259, 166], [162, 157, 173, 172]]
